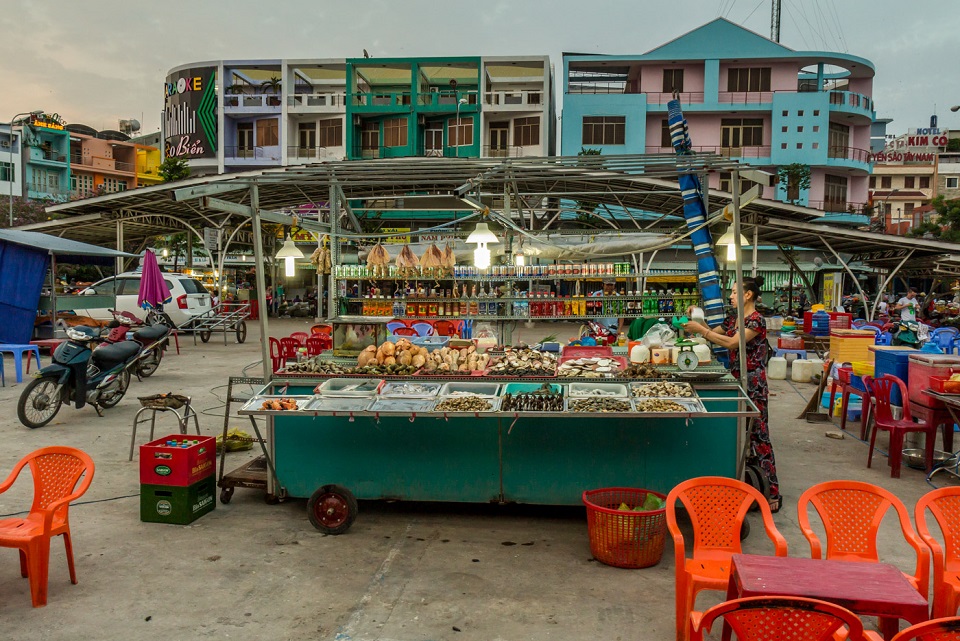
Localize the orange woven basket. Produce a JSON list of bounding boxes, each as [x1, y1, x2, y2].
[[582, 487, 667, 569]]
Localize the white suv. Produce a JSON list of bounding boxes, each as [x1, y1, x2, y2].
[[76, 272, 212, 327]]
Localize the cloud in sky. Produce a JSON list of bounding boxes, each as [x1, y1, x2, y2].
[[0, 0, 957, 134]]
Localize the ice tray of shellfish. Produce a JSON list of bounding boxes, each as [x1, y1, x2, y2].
[[315, 378, 384, 397], [567, 382, 630, 398], [302, 396, 374, 413], [565, 397, 635, 413], [379, 381, 442, 399], [240, 395, 312, 414], [432, 395, 502, 413], [630, 381, 697, 399], [556, 356, 627, 378], [633, 398, 706, 414], [437, 382, 501, 398], [366, 397, 436, 414]]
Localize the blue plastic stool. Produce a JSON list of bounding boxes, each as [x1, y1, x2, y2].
[[775, 348, 807, 360], [0, 344, 41, 383]]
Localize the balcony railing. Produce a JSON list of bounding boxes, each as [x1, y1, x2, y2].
[[352, 92, 412, 107], [224, 146, 266, 159], [717, 91, 775, 104], [827, 146, 873, 163], [483, 90, 543, 107], [418, 90, 478, 107], [829, 90, 873, 113], [288, 92, 346, 109], [645, 145, 771, 158], [69, 154, 135, 173], [483, 145, 524, 158], [645, 92, 705, 105], [806, 200, 871, 215], [224, 94, 282, 108], [286, 145, 342, 160], [33, 148, 67, 163]]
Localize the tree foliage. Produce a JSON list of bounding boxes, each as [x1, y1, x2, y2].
[[777, 163, 812, 204], [908, 196, 960, 242], [572, 148, 602, 227], [0, 195, 56, 228], [158, 156, 191, 182]]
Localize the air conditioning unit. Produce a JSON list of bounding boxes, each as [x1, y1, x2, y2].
[[0, 140, 9, 148]]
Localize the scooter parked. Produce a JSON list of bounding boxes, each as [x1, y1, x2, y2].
[[17, 326, 142, 428], [102, 312, 171, 377]]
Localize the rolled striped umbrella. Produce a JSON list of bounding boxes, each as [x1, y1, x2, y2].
[[667, 99, 725, 327]]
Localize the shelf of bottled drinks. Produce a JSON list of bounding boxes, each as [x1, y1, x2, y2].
[[336, 262, 703, 321]]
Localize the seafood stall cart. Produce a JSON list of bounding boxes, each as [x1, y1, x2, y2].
[[237, 345, 757, 534]]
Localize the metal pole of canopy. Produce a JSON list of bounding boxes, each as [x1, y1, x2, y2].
[[249, 183, 272, 383], [50, 252, 57, 337], [870, 251, 915, 321], [732, 170, 748, 480], [751, 225, 758, 278], [822, 238, 871, 321]]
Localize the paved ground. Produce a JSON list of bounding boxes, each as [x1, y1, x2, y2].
[[0, 319, 952, 640]]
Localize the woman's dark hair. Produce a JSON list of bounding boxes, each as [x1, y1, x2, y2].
[[741, 276, 764, 302]]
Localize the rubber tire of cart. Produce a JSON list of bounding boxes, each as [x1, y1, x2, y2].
[[220, 487, 234, 504], [743, 464, 770, 513], [740, 520, 750, 540], [307, 484, 358, 535], [200, 330, 212, 343], [235, 321, 247, 344], [264, 493, 282, 505]]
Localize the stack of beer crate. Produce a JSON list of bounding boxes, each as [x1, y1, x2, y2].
[[140, 435, 216, 524]]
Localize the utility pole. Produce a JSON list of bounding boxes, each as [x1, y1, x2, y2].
[[770, 0, 781, 42]]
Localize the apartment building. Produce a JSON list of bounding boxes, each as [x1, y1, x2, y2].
[[0, 125, 23, 202], [165, 56, 554, 175], [560, 18, 876, 224]]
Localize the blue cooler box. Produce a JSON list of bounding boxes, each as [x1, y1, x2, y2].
[[870, 346, 916, 405]]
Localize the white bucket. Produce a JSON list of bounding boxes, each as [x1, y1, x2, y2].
[[768, 357, 788, 380]]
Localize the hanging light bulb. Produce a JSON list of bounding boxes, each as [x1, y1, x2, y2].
[[514, 252, 525, 267], [474, 245, 491, 270], [716, 226, 750, 262], [275, 234, 304, 279]]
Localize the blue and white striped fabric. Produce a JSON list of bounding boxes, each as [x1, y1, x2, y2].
[[667, 99, 725, 327]]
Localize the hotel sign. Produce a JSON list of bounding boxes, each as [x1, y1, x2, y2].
[[29, 113, 66, 131], [163, 67, 217, 160]]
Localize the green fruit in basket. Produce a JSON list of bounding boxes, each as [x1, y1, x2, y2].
[[618, 502, 631, 512], [640, 494, 664, 511]]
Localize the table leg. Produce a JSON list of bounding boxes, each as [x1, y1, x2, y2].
[[879, 616, 900, 640], [721, 568, 741, 641]]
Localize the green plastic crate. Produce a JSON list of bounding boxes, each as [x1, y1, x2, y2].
[[140, 476, 216, 525]]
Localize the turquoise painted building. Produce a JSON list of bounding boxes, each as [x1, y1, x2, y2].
[[20, 115, 71, 202], [561, 18, 876, 225]]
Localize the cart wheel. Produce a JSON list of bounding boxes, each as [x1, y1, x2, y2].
[[235, 321, 247, 344], [307, 484, 358, 535], [264, 493, 282, 505], [743, 464, 770, 512], [740, 520, 751, 540], [220, 487, 234, 504], [200, 330, 212, 343]]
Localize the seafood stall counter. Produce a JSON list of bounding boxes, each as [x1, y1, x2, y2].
[[237, 366, 756, 534]]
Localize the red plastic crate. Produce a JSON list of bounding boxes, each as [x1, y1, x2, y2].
[[140, 435, 215, 487]]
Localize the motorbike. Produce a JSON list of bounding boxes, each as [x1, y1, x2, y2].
[[572, 320, 618, 346], [888, 319, 923, 348], [17, 326, 143, 429], [102, 312, 172, 377]]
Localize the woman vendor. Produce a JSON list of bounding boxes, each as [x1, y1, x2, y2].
[[683, 276, 781, 512]]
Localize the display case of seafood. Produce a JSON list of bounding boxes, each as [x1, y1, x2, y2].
[[332, 317, 389, 358], [433, 395, 502, 413], [302, 397, 373, 412], [633, 398, 705, 413], [565, 397, 634, 413], [367, 398, 436, 413], [379, 381, 443, 398], [556, 356, 627, 378], [630, 381, 696, 398], [567, 382, 630, 398], [500, 382, 564, 412], [315, 378, 384, 397], [240, 395, 312, 413]]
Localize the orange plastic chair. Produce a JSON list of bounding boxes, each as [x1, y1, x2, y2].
[[305, 335, 327, 356], [666, 476, 788, 641], [0, 447, 95, 607], [798, 480, 929, 599], [690, 596, 868, 641], [889, 616, 960, 640], [310, 324, 332, 336], [916, 487, 960, 618], [865, 374, 937, 477], [288, 332, 309, 346]]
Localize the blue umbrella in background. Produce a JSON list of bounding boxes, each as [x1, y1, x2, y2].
[[138, 249, 172, 313]]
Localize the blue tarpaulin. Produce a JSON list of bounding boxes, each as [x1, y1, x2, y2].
[[0, 242, 48, 344]]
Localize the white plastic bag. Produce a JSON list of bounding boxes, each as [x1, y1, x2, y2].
[[641, 323, 677, 349]]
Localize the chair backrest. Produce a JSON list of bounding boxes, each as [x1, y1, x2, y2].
[[386, 321, 410, 335], [412, 322, 435, 337], [432, 320, 456, 337], [852, 319, 867, 328], [3, 447, 95, 524], [865, 374, 911, 423], [890, 617, 960, 641], [666, 476, 785, 560], [693, 596, 866, 641], [916, 488, 960, 576], [278, 337, 300, 357], [269, 336, 281, 359], [798, 480, 922, 566], [391, 327, 418, 337], [876, 332, 893, 346], [305, 336, 326, 356], [932, 328, 959, 350], [289, 332, 309, 345], [310, 324, 332, 336]]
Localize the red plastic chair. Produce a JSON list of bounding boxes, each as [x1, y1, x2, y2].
[[889, 616, 960, 640], [391, 327, 418, 337], [666, 476, 788, 641], [432, 320, 465, 337], [916, 487, 960, 618], [865, 374, 937, 477], [288, 332, 309, 346], [269, 337, 284, 372], [798, 480, 929, 599], [305, 335, 328, 356], [690, 596, 868, 641], [412, 321, 435, 337], [0, 447, 95, 607], [829, 365, 868, 435], [310, 324, 332, 336]]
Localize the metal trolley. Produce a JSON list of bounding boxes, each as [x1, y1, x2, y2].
[[182, 302, 250, 345]]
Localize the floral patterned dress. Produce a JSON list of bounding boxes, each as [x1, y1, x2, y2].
[[722, 310, 780, 501]]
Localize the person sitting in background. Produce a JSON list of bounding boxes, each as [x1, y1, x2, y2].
[[590, 278, 622, 336]]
